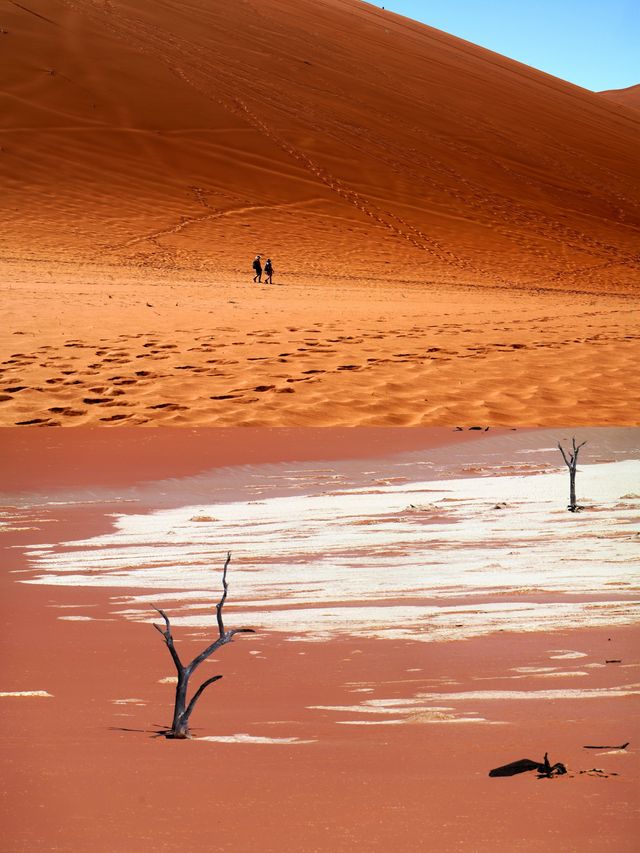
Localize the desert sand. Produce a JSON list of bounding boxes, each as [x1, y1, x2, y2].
[[1, 428, 638, 852], [1, 0, 639, 426], [600, 84, 640, 112], [2, 2, 639, 850], [1, 264, 638, 426], [3, 0, 639, 287]]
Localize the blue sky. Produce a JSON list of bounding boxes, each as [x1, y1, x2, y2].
[[374, 1, 639, 91]]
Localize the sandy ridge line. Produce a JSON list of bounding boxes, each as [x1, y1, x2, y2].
[[54, 0, 499, 280]]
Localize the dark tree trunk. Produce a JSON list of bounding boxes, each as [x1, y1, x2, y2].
[[170, 674, 190, 738], [153, 553, 254, 739], [569, 466, 577, 511], [557, 437, 586, 512]]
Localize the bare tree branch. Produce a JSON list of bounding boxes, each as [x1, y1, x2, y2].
[[152, 607, 184, 673], [183, 675, 223, 723], [557, 442, 570, 468], [185, 636, 225, 678], [228, 628, 256, 639], [216, 551, 231, 638], [185, 628, 256, 679]]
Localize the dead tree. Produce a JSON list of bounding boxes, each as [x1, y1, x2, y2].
[[557, 437, 587, 512], [489, 752, 567, 778], [153, 552, 254, 739]]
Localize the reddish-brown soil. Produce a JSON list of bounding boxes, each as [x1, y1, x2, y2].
[[1, 429, 638, 852], [0, 424, 487, 492]]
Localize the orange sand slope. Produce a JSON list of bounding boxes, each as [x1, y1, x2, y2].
[[600, 84, 640, 113], [1, 267, 639, 426], [2, 0, 640, 291]]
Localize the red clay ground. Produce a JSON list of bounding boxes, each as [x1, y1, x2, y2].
[[1, 428, 638, 852]]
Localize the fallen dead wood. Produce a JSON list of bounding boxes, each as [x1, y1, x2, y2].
[[583, 742, 629, 750], [489, 752, 567, 778], [579, 768, 619, 777]]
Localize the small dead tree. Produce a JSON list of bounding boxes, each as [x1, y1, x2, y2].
[[557, 437, 587, 512], [153, 552, 254, 739]]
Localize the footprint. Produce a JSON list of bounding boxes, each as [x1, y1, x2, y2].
[[337, 365, 361, 371], [253, 385, 275, 392], [48, 407, 86, 417], [83, 397, 111, 404], [148, 403, 187, 410]]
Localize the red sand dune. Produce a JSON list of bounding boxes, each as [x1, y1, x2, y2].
[[2, 0, 640, 289], [600, 84, 640, 112], [1, 0, 639, 426]]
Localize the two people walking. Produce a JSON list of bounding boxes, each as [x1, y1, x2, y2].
[[252, 255, 274, 284]]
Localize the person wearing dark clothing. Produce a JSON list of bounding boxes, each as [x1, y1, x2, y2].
[[252, 255, 262, 283], [264, 258, 273, 284]]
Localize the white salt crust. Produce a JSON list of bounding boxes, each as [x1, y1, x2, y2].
[[197, 734, 315, 744], [19, 460, 640, 643], [0, 691, 53, 698]]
